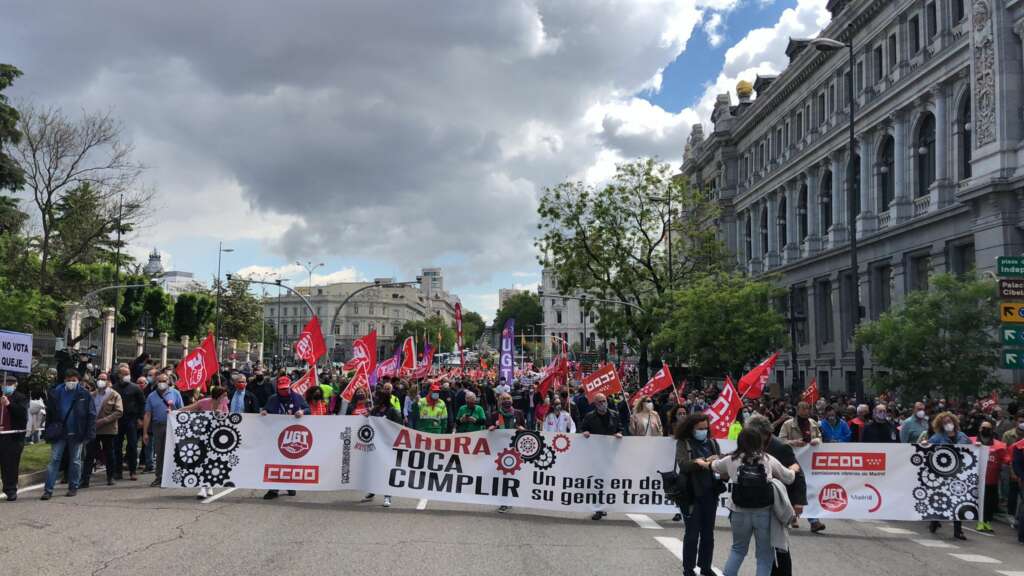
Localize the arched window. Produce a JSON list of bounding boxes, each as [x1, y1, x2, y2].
[[820, 169, 833, 232], [878, 135, 895, 210], [958, 93, 972, 180], [798, 184, 809, 241], [761, 206, 769, 256], [777, 193, 787, 251], [917, 112, 936, 198]]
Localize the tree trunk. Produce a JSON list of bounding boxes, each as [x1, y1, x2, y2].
[[638, 341, 649, 385]]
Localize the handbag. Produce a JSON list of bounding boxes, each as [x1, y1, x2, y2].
[[42, 395, 76, 443], [660, 440, 695, 505]]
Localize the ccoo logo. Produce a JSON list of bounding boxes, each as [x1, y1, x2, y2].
[[818, 483, 848, 512], [278, 424, 313, 459]]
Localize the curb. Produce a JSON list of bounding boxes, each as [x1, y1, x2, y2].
[[18, 469, 49, 486]]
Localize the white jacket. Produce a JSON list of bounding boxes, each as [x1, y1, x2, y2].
[[769, 478, 795, 551], [543, 410, 576, 433]]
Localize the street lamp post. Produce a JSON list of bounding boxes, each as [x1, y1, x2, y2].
[[214, 242, 234, 351], [327, 280, 419, 365], [296, 260, 325, 320], [811, 31, 863, 401]]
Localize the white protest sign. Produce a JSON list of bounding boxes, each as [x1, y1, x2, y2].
[[0, 329, 33, 374]]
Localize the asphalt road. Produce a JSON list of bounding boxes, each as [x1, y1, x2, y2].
[[1, 476, 1021, 576]]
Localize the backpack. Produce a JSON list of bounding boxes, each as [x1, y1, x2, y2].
[[731, 458, 773, 509]]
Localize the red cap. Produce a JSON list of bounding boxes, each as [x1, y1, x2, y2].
[[430, 383, 441, 392], [276, 376, 292, 389]]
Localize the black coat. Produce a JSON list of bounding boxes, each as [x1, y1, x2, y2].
[[861, 421, 898, 443], [116, 381, 145, 421], [766, 436, 807, 506], [1, 390, 29, 432], [581, 409, 622, 436]]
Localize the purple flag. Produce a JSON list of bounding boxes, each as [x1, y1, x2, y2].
[[499, 318, 515, 384]]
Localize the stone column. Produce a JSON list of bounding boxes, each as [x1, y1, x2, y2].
[[181, 335, 190, 358], [805, 166, 821, 255], [101, 307, 115, 371], [784, 182, 800, 264], [229, 338, 238, 369], [159, 332, 169, 368], [891, 110, 912, 222], [750, 203, 763, 274], [766, 195, 780, 269], [931, 84, 954, 207], [256, 342, 265, 366], [243, 341, 251, 364], [135, 330, 144, 357], [856, 134, 878, 236], [831, 152, 847, 245]]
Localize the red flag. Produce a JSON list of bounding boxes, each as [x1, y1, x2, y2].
[[479, 356, 488, 370], [295, 316, 327, 365], [800, 378, 820, 406], [581, 363, 623, 402], [980, 390, 998, 413], [343, 330, 377, 373], [537, 355, 567, 398], [706, 376, 743, 439], [737, 352, 778, 400], [341, 363, 370, 402], [175, 333, 218, 392], [290, 367, 318, 397], [400, 336, 416, 374], [630, 362, 674, 402]]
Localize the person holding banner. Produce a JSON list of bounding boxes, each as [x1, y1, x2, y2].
[[581, 393, 622, 521], [818, 405, 851, 443], [486, 392, 525, 431], [455, 391, 486, 433], [142, 374, 182, 488], [542, 397, 575, 433], [415, 383, 447, 435], [260, 376, 308, 501], [362, 387, 404, 508], [926, 412, 971, 540], [673, 413, 722, 576], [1, 375, 29, 501], [228, 373, 260, 414]]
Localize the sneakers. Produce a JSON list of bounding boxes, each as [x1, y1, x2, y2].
[[976, 521, 994, 533], [286, 490, 296, 496], [197, 487, 209, 500], [4, 494, 16, 502], [810, 520, 826, 533], [149, 479, 161, 488], [361, 493, 375, 503], [66, 488, 78, 497], [591, 511, 606, 521], [40, 492, 52, 501], [263, 490, 279, 500], [672, 513, 682, 522], [497, 506, 510, 513], [383, 496, 391, 508]]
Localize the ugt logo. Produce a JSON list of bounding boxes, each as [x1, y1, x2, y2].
[[278, 424, 313, 459], [295, 331, 314, 360], [185, 349, 207, 389]]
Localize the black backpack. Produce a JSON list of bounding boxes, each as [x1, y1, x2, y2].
[[731, 459, 773, 509]]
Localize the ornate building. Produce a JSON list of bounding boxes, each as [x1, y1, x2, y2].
[[681, 0, 1021, 396]]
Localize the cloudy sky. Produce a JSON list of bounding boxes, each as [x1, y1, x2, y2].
[[2, 0, 830, 321]]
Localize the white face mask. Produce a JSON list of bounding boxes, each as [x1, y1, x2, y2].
[[96, 380, 107, 390], [157, 382, 169, 392], [122, 375, 131, 383], [943, 422, 955, 433], [1018, 422, 1024, 431], [65, 381, 78, 390], [644, 402, 654, 411], [916, 410, 926, 420]]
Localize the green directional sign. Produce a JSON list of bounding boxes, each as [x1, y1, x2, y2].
[[1003, 349, 1024, 369], [998, 256, 1024, 277], [1003, 326, 1024, 346]]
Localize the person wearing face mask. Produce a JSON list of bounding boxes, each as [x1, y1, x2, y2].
[[487, 392, 526, 431], [848, 404, 870, 442], [80, 372, 123, 489], [581, 392, 622, 520], [673, 413, 722, 576], [973, 419, 1007, 533], [543, 397, 576, 433], [228, 373, 259, 414], [361, 388, 404, 507], [925, 412, 971, 539], [455, 391, 486, 433], [41, 370, 97, 500], [1, 375, 29, 501], [415, 383, 448, 434], [818, 405, 851, 443], [304, 386, 328, 416], [260, 376, 308, 501], [113, 370, 144, 481], [629, 396, 663, 437], [345, 388, 371, 416], [899, 402, 930, 444], [142, 374, 184, 487], [860, 403, 898, 443]]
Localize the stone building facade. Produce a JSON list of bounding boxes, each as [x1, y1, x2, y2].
[[680, 0, 1024, 396]]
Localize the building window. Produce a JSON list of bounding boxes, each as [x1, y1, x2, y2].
[[888, 34, 897, 70], [855, 61, 864, 93], [909, 253, 930, 292], [353, 304, 360, 315], [840, 270, 858, 343], [777, 194, 787, 252], [842, 72, 851, 108], [950, 241, 976, 278], [829, 84, 835, 114], [878, 135, 895, 210], [793, 285, 808, 346], [870, 264, 892, 319], [817, 93, 826, 125], [556, 310, 562, 324], [916, 112, 936, 198], [795, 112, 803, 139], [959, 93, 972, 180], [910, 15, 921, 53], [760, 207, 769, 256], [745, 215, 753, 261], [353, 321, 360, 335], [926, 2, 937, 39], [820, 170, 833, 232], [873, 45, 883, 82], [818, 370, 830, 395], [798, 184, 809, 242], [851, 153, 861, 217], [953, 0, 966, 22], [816, 278, 833, 345]]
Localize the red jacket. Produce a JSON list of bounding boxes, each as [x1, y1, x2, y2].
[[971, 437, 1009, 485]]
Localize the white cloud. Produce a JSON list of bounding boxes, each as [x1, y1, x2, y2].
[[704, 13, 724, 46], [461, 293, 500, 324], [235, 264, 363, 286], [511, 271, 539, 278], [513, 281, 540, 292]]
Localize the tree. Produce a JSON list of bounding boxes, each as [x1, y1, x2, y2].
[[6, 103, 151, 294], [492, 292, 542, 336], [536, 158, 726, 380], [0, 276, 54, 332], [0, 64, 24, 193], [653, 272, 786, 380], [120, 280, 173, 336], [216, 277, 267, 342], [855, 273, 1001, 400], [461, 310, 485, 347], [173, 292, 216, 340], [394, 315, 456, 355]]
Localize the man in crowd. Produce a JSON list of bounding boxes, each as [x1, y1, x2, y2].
[[229, 373, 260, 413], [455, 391, 486, 433], [142, 373, 183, 488], [861, 403, 899, 443], [1, 374, 29, 501], [1004, 410, 1024, 520], [581, 392, 622, 521], [260, 375, 308, 500], [819, 404, 851, 443], [416, 383, 448, 435], [848, 404, 870, 441], [900, 401, 930, 444], [42, 370, 96, 500], [114, 372, 145, 481]]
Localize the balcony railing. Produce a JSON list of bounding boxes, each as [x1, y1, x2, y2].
[[878, 209, 892, 229], [913, 195, 931, 217]]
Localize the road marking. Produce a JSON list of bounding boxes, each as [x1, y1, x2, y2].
[[0, 483, 45, 500], [948, 554, 1000, 564], [961, 527, 995, 537], [654, 537, 683, 561], [416, 499, 428, 510], [202, 487, 237, 504], [626, 513, 662, 530], [911, 539, 958, 548], [876, 527, 916, 535], [996, 572, 1024, 576]]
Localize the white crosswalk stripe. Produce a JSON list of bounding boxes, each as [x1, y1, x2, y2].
[[910, 539, 958, 548], [626, 513, 662, 530], [201, 487, 237, 503], [416, 499, 428, 510], [948, 554, 1001, 564], [876, 527, 916, 535]]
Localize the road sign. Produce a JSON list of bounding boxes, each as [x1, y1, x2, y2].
[[1000, 302, 1024, 323], [1003, 326, 1024, 345], [1003, 349, 1024, 369], [1000, 279, 1024, 298], [998, 256, 1024, 277]]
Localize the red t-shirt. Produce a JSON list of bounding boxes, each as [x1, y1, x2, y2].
[[971, 437, 1009, 484]]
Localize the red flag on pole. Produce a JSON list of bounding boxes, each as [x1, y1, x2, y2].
[[295, 316, 327, 365], [175, 333, 218, 392], [290, 367, 319, 397], [581, 363, 623, 402], [800, 378, 820, 406], [341, 363, 370, 402], [737, 352, 778, 400], [706, 376, 743, 439], [400, 336, 416, 374], [343, 330, 377, 374], [630, 362, 674, 402], [980, 390, 998, 413], [537, 355, 567, 398]]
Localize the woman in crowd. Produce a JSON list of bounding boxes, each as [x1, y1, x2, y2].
[[630, 395, 663, 436], [674, 413, 721, 576], [712, 428, 798, 576], [305, 386, 329, 416], [543, 397, 576, 433], [926, 411, 971, 540], [974, 418, 1006, 533]]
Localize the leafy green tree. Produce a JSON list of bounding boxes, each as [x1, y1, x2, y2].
[[855, 273, 1001, 400], [216, 277, 267, 342], [653, 272, 786, 379], [395, 315, 456, 355], [173, 292, 216, 340], [0, 276, 54, 332], [536, 158, 725, 380], [461, 310, 485, 347], [0, 64, 24, 193], [493, 292, 542, 335], [120, 279, 173, 336]]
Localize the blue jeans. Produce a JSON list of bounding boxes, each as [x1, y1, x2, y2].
[[44, 437, 84, 493], [723, 508, 773, 576]]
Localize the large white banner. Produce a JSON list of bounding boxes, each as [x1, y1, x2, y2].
[[163, 413, 987, 521]]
